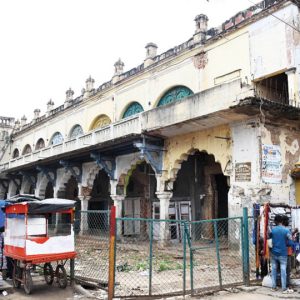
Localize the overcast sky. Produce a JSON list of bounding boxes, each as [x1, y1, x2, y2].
[[0, 0, 260, 121]]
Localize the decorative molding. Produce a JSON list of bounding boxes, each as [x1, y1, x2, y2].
[[157, 86, 193, 107], [192, 51, 208, 70], [19, 171, 37, 188], [90, 152, 116, 180], [36, 166, 57, 186], [59, 160, 82, 183], [134, 139, 164, 174]]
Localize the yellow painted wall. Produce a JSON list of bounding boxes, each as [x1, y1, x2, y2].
[[6, 24, 252, 160], [163, 125, 231, 181]]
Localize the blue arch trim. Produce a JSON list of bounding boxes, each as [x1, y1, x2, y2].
[[157, 86, 193, 107], [122, 102, 144, 119]]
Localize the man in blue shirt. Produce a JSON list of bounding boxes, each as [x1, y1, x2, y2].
[[270, 214, 293, 293]]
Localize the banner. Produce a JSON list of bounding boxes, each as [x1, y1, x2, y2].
[[262, 144, 282, 184]]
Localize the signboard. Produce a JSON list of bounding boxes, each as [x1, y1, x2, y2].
[[262, 144, 282, 184], [235, 162, 251, 182]]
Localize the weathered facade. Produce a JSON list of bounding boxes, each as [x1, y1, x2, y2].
[[1, 0, 300, 240]]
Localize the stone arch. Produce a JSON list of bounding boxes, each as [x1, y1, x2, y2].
[[56, 171, 75, 194], [36, 174, 51, 198], [69, 124, 84, 139], [8, 180, 20, 198], [49, 132, 64, 146], [44, 181, 54, 199], [169, 148, 225, 182], [90, 169, 111, 210], [35, 138, 45, 150], [21, 178, 34, 194], [12, 148, 20, 158], [0, 183, 8, 199], [155, 85, 194, 107], [65, 176, 79, 200], [121, 102, 144, 119], [163, 125, 231, 183], [22, 144, 32, 155], [89, 114, 111, 131], [86, 165, 101, 188], [116, 159, 144, 195]]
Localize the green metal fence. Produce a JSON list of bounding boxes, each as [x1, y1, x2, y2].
[[113, 208, 250, 298], [74, 210, 110, 285], [71, 209, 251, 298]]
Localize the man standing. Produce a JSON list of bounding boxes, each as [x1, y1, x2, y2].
[[270, 214, 293, 294]]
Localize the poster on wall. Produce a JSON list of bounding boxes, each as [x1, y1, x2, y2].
[[235, 162, 251, 182], [262, 144, 282, 184]]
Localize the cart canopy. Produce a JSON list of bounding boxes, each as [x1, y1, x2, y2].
[[8, 194, 42, 203], [6, 198, 76, 214], [27, 198, 76, 213]]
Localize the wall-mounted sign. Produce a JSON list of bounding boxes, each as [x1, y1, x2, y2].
[[262, 144, 282, 184], [235, 162, 251, 182]]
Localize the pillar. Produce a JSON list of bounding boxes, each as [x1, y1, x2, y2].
[[7, 181, 18, 199], [77, 195, 91, 234], [156, 191, 173, 244], [286, 68, 297, 106], [110, 194, 124, 238]]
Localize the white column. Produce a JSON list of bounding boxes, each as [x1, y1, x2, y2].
[[78, 196, 91, 234], [7, 181, 17, 199], [156, 191, 173, 244], [111, 194, 125, 238], [286, 68, 297, 106]]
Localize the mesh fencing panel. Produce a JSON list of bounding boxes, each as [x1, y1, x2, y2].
[[248, 216, 258, 281], [74, 210, 110, 284], [190, 218, 244, 292]]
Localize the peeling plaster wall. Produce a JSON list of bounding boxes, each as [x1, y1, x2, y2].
[[261, 123, 300, 206], [249, 4, 297, 79], [229, 119, 260, 217], [163, 125, 231, 182]]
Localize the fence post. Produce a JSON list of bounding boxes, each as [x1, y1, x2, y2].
[[149, 220, 153, 296], [241, 216, 246, 285], [70, 258, 75, 286], [183, 222, 187, 296], [186, 225, 194, 296], [213, 221, 222, 289], [108, 206, 116, 300], [243, 207, 250, 286]]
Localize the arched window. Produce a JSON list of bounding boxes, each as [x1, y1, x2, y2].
[[49, 132, 63, 146], [122, 102, 144, 119], [157, 86, 193, 107], [89, 115, 111, 131], [12, 148, 19, 158], [69, 125, 83, 139], [35, 138, 45, 150], [22, 144, 32, 155]]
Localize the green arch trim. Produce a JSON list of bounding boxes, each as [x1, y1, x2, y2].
[[157, 86, 193, 107], [122, 102, 144, 119]]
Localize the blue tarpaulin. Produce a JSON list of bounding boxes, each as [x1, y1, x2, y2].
[[0, 200, 7, 228]]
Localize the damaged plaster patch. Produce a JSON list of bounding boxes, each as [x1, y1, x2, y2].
[[282, 134, 300, 182], [286, 138, 299, 155]]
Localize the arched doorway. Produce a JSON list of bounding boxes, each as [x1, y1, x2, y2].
[[65, 176, 80, 233], [172, 151, 229, 239], [90, 170, 111, 210], [45, 182, 54, 199], [123, 162, 157, 237], [28, 184, 35, 195]]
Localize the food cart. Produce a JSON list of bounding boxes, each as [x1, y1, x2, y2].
[[4, 198, 76, 294]]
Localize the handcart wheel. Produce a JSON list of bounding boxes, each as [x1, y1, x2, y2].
[[23, 269, 33, 295], [56, 265, 67, 289], [43, 263, 54, 285], [12, 263, 21, 289]]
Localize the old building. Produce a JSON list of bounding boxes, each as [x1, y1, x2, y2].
[[1, 0, 300, 240]]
